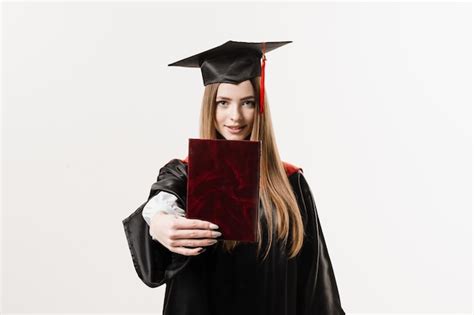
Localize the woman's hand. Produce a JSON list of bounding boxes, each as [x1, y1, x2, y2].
[[149, 212, 222, 256]]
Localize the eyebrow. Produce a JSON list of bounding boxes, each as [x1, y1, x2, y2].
[[216, 96, 255, 100]]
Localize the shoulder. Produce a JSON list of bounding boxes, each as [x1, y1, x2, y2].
[[156, 158, 188, 180], [282, 161, 302, 177], [284, 164, 314, 205], [163, 157, 187, 169]]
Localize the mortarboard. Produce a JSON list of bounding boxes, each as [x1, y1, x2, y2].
[[168, 40, 292, 114]]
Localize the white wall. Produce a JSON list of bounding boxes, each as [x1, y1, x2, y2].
[[2, 2, 471, 313]]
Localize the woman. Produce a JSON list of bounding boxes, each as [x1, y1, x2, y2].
[[123, 40, 345, 315]]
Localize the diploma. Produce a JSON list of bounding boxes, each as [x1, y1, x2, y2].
[[187, 138, 261, 242]]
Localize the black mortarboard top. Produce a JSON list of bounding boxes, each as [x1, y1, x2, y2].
[[168, 40, 292, 114]]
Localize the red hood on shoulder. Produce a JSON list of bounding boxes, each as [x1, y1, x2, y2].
[[180, 156, 301, 177]]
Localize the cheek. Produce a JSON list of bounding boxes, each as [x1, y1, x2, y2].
[[214, 109, 224, 124], [244, 110, 255, 125]]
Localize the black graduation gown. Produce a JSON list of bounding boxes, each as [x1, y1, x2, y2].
[[122, 159, 345, 315]]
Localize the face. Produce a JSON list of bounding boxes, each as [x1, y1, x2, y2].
[[214, 80, 256, 141]]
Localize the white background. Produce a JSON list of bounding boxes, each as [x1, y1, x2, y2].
[[1, 1, 472, 314]]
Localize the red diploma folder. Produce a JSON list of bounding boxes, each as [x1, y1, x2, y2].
[[186, 138, 261, 242]]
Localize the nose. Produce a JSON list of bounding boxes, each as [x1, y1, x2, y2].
[[229, 103, 243, 121]]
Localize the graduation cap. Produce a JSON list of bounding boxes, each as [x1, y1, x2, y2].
[[168, 40, 292, 114]]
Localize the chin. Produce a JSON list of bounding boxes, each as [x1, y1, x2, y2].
[[229, 135, 252, 141], [220, 132, 248, 141], [222, 134, 242, 141], [217, 127, 251, 141]]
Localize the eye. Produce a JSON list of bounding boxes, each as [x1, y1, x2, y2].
[[242, 100, 255, 107], [216, 100, 228, 106]]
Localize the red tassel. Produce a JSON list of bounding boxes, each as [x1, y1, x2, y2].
[[260, 43, 266, 114]]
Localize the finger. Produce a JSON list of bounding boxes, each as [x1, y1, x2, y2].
[[173, 218, 219, 230], [170, 246, 206, 256], [170, 229, 222, 240], [169, 238, 218, 248]]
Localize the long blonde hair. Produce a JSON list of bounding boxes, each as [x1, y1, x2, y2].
[[199, 77, 304, 260]]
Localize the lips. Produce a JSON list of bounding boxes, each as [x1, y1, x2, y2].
[[226, 125, 245, 133]]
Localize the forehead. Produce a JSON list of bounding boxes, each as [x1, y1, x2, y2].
[[216, 80, 255, 98]]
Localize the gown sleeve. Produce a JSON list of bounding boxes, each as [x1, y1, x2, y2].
[[294, 171, 346, 314], [122, 159, 191, 288]]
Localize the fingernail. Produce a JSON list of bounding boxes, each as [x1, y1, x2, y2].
[[198, 248, 206, 253], [209, 223, 219, 229], [212, 231, 222, 237]]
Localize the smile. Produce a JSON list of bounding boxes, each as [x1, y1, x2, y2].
[[226, 125, 245, 133]]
